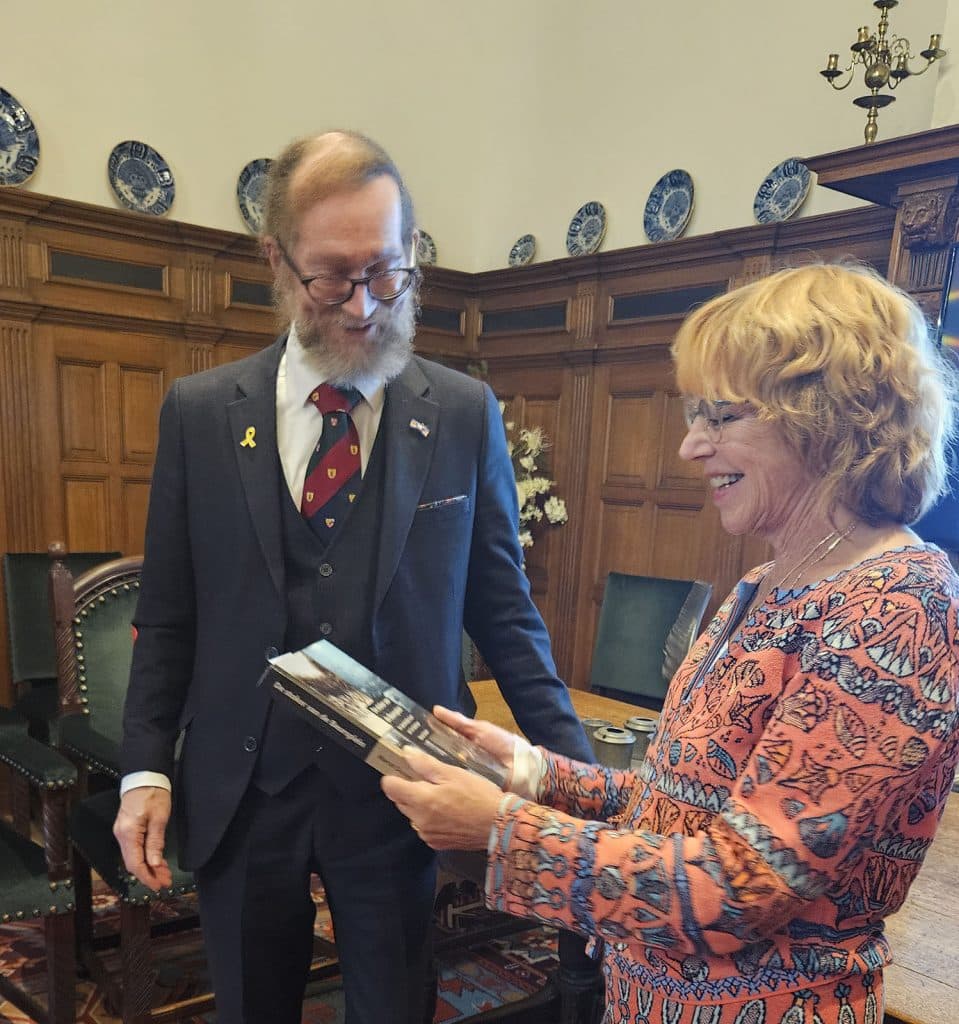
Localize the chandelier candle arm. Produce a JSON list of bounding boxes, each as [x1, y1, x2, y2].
[[819, 0, 945, 144]]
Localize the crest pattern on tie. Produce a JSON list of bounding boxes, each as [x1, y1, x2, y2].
[[301, 383, 362, 543]]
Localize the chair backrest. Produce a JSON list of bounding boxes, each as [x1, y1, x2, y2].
[[589, 572, 713, 709], [661, 580, 713, 683], [49, 547, 142, 746], [3, 550, 121, 684]]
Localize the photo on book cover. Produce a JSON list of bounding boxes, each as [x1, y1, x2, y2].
[[267, 640, 509, 787]]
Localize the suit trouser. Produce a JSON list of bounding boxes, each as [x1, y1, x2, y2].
[[195, 765, 436, 1024]]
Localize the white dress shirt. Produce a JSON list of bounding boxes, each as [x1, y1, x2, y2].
[[120, 325, 387, 796]]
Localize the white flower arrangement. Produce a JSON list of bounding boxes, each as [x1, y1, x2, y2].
[[500, 401, 569, 550]]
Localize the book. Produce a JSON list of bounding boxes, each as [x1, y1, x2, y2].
[[267, 639, 509, 787]]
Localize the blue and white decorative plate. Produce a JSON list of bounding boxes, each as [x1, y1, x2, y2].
[[508, 233, 536, 267], [566, 201, 606, 257], [0, 87, 40, 187], [416, 230, 437, 266], [236, 158, 272, 233], [107, 140, 175, 216], [643, 169, 694, 243], [753, 158, 812, 224]]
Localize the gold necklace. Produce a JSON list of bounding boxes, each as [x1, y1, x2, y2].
[[773, 522, 858, 591]]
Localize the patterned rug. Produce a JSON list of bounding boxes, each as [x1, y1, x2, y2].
[[0, 879, 558, 1023]]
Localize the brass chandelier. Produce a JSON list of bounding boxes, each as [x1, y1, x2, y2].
[[820, 0, 945, 144]]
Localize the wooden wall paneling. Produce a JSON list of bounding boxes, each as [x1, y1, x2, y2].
[[0, 318, 44, 551], [415, 268, 473, 370], [547, 361, 595, 682], [471, 264, 599, 684], [33, 324, 178, 557], [0, 317, 43, 705], [220, 250, 278, 340], [483, 353, 598, 685], [0, 186, 911, 711], [567, 349, 742, 689], [473, 266, 586, 363]]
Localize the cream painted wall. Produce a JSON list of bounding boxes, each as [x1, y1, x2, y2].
[[3, 0, 953, 271], [933, 0, 959, 125]]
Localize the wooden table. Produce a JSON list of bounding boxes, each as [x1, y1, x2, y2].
[[469, 680, 653, 735], [883, 793, 959, 1024], [469, 681, 959, 1024]]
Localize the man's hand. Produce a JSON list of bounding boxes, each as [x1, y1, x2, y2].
[[113, 786, 173, 890], [381, 749, 505, 850]]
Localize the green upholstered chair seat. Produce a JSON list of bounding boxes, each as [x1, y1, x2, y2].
[[0, 820, 76, 922], [70, 789, 196, 901]]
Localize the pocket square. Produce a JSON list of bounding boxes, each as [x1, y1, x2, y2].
[[416, 494, 468, 512]]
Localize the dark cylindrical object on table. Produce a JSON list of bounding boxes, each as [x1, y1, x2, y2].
[[579, 718, 612, 760], [591, 726, 636, 769], [624, 715, 657, 764]]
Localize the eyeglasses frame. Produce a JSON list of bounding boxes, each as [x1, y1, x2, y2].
[[274, 238, 417, 306], [682, 398, 750, 444]]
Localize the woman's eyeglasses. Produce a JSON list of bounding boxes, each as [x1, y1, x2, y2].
[[682, 398, 752, 443]]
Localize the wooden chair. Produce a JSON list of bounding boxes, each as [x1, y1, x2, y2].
[[2, 550, 120, 834], [589, 573, 712, 711], [4, 551, 122, 737], [48, 543, 204, 1024], [0, 708, 77, 1024]]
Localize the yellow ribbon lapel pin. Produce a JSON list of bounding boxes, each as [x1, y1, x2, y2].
[[240, 426, 257, 448]]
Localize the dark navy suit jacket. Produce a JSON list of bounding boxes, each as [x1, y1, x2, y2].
[[120, 337, 592, 869]]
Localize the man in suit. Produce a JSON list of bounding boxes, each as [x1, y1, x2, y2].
[[113, 130, 594, 1024]]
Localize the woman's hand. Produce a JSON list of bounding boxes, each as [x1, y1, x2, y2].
[[381, 749, 505, 850], [432, 705, 520, 783]]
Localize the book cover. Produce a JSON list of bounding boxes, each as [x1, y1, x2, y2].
[[267, 640, 509, 787]]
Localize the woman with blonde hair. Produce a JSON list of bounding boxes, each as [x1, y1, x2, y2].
[[384, 262, 959, 1024]]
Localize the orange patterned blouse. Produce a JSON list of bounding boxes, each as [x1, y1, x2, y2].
[[486, 545, 959, 1023]]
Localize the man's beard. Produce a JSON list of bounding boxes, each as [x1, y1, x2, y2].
[[288, 292, 416, 386]]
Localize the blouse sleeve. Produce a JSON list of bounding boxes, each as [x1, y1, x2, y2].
[[535, 749, 639, 821], [486, 581, 959, 957]]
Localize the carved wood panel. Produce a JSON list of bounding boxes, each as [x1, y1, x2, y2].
[[34, 325, 185, 563]]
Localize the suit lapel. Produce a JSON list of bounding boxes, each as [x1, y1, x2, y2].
[[228, 337, 286, 600], [374, 358, 438, 612]]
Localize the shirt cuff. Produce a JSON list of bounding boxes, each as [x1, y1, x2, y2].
[[120, 771, 172, 796], [508, 743, 546, 800]]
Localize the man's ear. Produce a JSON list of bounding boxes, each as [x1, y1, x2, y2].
[[263, 236, 283, 274], [410, 229, 420, 267]]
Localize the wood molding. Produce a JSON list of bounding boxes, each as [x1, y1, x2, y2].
[[550, 365, 594, 680], [0, 219, 27, 292], [0, 319, 42, 548], [804, 124, 959, 207], [186, 253, 216, 320]]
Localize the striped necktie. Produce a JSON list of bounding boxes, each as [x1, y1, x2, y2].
[[301, 383, 362, 543]]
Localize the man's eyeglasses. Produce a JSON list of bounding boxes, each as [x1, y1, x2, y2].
[[275, 240, 416, 305], [682, 398, 751, 443]]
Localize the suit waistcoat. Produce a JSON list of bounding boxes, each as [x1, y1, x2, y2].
[[253, 425, 387, 795]]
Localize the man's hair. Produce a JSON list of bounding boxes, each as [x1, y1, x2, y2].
[[672, 261, 959, 524], [262, 130, 416, 247]]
